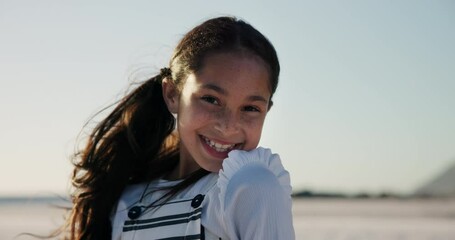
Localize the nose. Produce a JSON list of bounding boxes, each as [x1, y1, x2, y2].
[[214, 109, 240, 135]]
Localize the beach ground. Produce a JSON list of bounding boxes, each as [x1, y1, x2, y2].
[[1, 198, 455, 240]]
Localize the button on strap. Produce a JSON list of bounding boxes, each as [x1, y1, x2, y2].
[[191, 194, 204, 208]]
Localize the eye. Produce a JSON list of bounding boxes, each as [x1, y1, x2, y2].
[[201, 95, 219, 105], [243, 105, 261, 112]]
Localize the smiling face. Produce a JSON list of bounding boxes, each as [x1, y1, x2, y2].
[[163, 52, 272, 175]]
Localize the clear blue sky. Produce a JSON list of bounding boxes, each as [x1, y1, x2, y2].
[[1, 0, 454, 196]]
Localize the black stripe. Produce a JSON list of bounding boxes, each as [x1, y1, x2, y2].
[[201, 225, 205, 240], [155, 234, 201, 240], [125, 208, 202, 225], [127, 198, 194, 217], [123, 214, 202, 232], [151, 198, 193, 207]]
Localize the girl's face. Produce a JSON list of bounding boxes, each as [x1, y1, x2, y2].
[[163, 52, 272, 175]]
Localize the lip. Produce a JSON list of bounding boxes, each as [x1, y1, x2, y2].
[[199, 135, 240, 159]]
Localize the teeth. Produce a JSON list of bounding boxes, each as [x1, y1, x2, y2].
[[203, 136, 235, 152]]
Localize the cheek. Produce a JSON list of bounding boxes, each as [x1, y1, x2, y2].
[[241, 113, 266, 130], [243, 116, 266, 147], [178, 102, 213, 127]]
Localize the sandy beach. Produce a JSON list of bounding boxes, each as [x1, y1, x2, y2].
[[1, 198, 455, 240], [0, 199, 68, 240], [293, 198, 455, 240]]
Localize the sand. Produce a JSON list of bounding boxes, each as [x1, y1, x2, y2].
[[1, 198, 455, 240]]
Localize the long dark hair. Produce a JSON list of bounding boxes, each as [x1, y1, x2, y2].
[[65, 16, 280, 239]]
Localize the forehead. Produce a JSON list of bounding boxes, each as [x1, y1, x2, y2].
[[184, 52, 272, 97]]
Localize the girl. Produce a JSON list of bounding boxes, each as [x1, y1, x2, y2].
[[67, 16, 294, 239]]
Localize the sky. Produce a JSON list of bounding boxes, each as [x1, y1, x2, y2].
[[0, 0, 454, 196]]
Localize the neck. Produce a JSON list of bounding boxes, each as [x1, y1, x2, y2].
[[164, 151, 201, 180]]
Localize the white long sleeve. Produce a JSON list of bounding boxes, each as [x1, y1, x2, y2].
[[212, 147, 295, 240], [222, 164, 295, 239]]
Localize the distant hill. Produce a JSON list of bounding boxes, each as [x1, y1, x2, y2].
[[415, 161, 455, 197]]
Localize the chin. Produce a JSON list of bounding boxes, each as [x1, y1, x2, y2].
[[203, 164, 223, 173]]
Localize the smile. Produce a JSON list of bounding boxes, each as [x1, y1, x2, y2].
[[201, 136, 237, 153]]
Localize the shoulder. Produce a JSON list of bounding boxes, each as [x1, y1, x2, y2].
[[110, 182, 148, 239], [115, 182, 148, 212]]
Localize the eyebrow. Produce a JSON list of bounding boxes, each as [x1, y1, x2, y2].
[[202, 83, 226, 95], [201, 83, 269, 103]]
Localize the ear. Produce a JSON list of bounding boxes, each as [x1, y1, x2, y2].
[[162, 78, 179, 114]]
